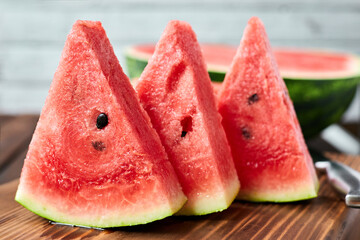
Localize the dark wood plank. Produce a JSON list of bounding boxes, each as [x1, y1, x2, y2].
[[0, 115, 16, 125], [1, 154, 360, 239], [0, 147, 27, 184], [0, 115, 38, 170], [341, 122, 360, 138], [306, 137, 340, 153]]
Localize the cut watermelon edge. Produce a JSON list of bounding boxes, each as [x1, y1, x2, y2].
[[125, 45, 360, 81], [125, 46, 152, 63], [191, 55, 360, 82], [237, 181, 319, 203], [15, 187, 187, 228], [176, 176, 240, 216]]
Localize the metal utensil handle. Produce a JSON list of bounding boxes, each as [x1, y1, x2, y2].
[[316, 160, 360, 208], [346, 190, 360, 207]]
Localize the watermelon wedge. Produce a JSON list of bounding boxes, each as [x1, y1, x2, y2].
[[15, 20, 187, 228], [217, 17, 319, 202], [136, 20, 240, 215], [125, 45, 360, 139]]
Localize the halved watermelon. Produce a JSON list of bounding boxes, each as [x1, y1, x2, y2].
[[136, 20, 240, 215], [125, 45, 360, 139], [15, 20, 187, 228], [126, 44, 360, 82], [217, 17, 319, 202]]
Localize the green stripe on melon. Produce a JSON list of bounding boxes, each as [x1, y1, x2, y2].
[[125, 44, 360, 139]]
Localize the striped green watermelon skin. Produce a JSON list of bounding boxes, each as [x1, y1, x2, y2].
[[285, 77, 359, 137], [125, 46, 360, 139], [15, 20, 186, 228]]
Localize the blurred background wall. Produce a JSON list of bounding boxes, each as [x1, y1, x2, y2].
[[0, 0, 359, 122]]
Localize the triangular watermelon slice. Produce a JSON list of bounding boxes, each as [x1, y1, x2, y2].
[[218, 17, 319, 202], [15, 20, 187, 227], [136, 20, 240, 215]]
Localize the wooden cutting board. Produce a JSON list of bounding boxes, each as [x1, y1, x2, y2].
[[0, 154, 360, 240], [1, 115, 360, 239]]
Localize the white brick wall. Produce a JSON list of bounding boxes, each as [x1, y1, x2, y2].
[[0, 0, 359, 121]]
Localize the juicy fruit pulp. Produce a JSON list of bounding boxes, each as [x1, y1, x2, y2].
[[126, 44, 360, 139], [136, 20, 240, 215], [126, 44, 360, 81], [15, 20, 186, 227], [218, 17, 319, 202]]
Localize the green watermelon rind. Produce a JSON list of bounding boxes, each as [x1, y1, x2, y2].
[[237, 181, 319, 203], [125, 55, 148, 80], [236, 163, 320, 202], [15, 188, 186, 228], [176, 177, 240, 216], [125, 50, 360, 139], [125, 50, 360, 82], [294, 83, 358, 138]]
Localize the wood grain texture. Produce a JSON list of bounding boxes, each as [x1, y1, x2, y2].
[[0, 115, 38, 170], [1, 156, 360, 240], [0, 114, 360, 239], [0, 115, 39, 184]]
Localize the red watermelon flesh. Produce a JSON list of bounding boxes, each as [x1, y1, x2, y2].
[[218, 17, 318, 202], [201, 45, 359, 78], [15, 20, 186, 227], [128, 43, 360, 79], [136, 20, 240, 215], [211, 81, 223, 99]]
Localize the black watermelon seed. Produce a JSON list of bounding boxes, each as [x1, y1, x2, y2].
[[96, 113, 108, 129], [248, 93, 259, 105], [241, 127, 251, 140], [92, 141, 106, 151], [180, 116, 193, 138]]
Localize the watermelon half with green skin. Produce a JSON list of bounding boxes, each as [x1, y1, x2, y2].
[[272, 48, 360, 138], [15, 20, 187, 228], [136, 20, 240, 215], [125, 45, 360, 139], [218, 17, 319, 202]]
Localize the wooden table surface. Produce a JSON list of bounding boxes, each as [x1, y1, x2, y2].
[[1, 115, 360, 239]]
